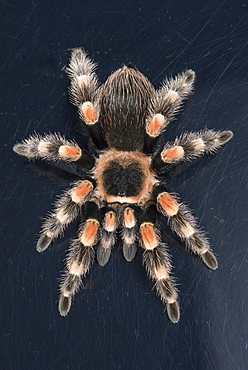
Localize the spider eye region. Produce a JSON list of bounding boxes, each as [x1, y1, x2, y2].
[[102, 160, 144, 197]]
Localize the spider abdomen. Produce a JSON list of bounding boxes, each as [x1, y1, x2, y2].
[[99, 65, 155, 151]]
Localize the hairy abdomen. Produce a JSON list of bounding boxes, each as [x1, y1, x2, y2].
[[99, 65, 155, 151]]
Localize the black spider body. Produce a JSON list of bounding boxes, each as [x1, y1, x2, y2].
[[100, 65, 155, 151], [102, 159, 144, 197], [13, 48, 233, 323]]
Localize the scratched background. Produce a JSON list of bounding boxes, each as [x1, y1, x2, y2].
[[1, 0, 247, 369]]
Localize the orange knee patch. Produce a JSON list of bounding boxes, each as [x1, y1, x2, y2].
[[123, 207, 136, 228], [71, 180, 93, 204], [80, 219, 99, 246], [80, 102, 98, 124], [157, 192, 179, 216], [161, 146, 184, 163], [140, 222, 159, 250], [104, 211, 116, 232], [146, 114, 166, 137], [58, 145, 81, 160]]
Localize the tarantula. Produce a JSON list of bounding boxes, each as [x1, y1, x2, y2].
[[13, 48, 233, 323]]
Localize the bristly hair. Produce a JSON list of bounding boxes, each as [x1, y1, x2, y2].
[[99, 65, 156, 151]]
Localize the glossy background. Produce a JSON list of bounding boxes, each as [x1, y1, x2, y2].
[[1, 1, 247, 369]]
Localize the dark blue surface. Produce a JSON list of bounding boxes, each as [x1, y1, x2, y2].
[[1, 1, 247, 369]]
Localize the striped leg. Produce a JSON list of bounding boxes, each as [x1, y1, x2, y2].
[[66, 48, 107, 149], [36, 179, 94, 252], [13, 133, 95, 170], [154, 184, 218, 270], [59, 201, 100, 316], [144, 70, 195, 154], [140, 204, 179, 323], [96, 207, 117, 266], [152, 129, 233, 172]]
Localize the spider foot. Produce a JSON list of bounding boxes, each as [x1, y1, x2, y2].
[[97, 244, 112, 266], [36, 234, 52, 252], [201, 250, 218, 270], [166, 301, 180, 324], [123, 242, 137, 262], [59, 294, 72, 316]]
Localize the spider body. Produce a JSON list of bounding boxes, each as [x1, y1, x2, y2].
[[100, 64, 155, 151], [13, 48, 233, 323], [95, 149, 154, 203]]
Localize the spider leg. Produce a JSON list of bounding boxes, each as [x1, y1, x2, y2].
[[121, 205, 143, 262], [152, 129, 233, 173], [59, 200, 100, 316], [66, 47, 107, 150], [96, 206, 117, 266], [36, 179, 95, 252], [140, 204, 180, 323], [144, 69, 195, 154], [13, 132, 95, 170], [153, 184, 218, 270]]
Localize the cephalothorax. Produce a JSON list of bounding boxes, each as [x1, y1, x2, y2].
[[13, 48, 233, 323]]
